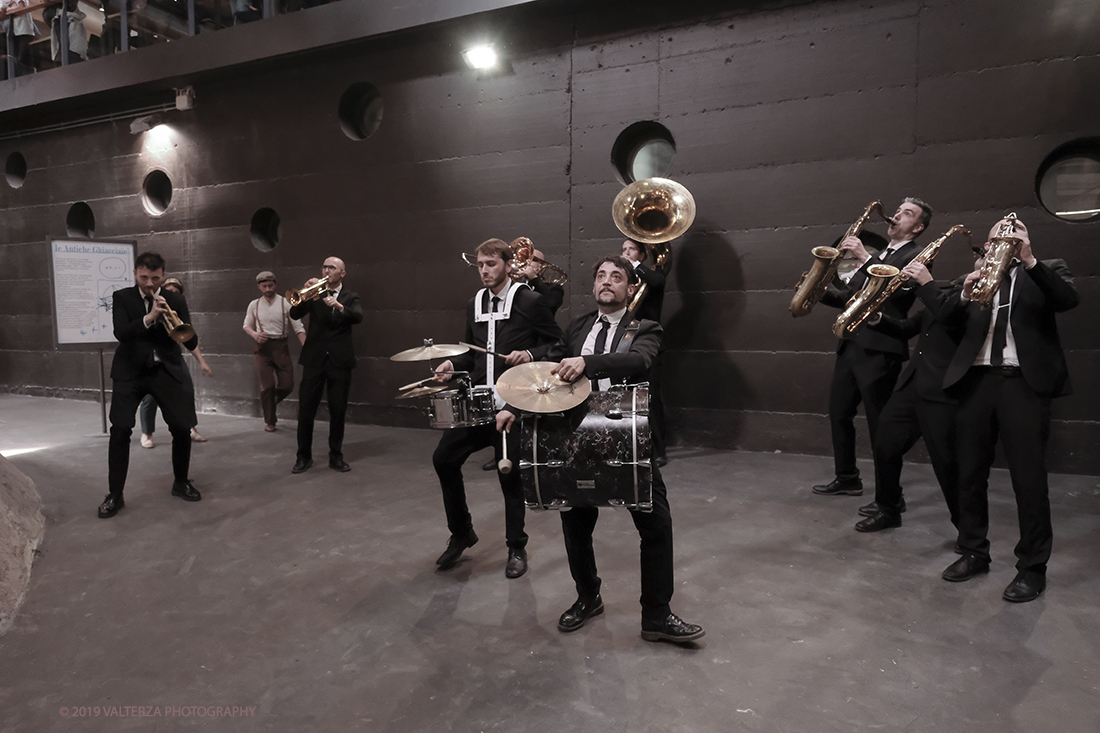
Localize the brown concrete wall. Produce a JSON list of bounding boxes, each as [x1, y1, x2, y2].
[[1, 0, 1098, 472]]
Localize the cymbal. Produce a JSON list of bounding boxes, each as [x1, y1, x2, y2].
[[395, 384, 450, 399], [390, 340, 469, 362], [496, 362, 591, 413]]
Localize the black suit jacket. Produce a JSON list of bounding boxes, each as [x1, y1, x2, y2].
[[871, 281, 963, 404], [820, 239, 923, 357], [289, 288, 363, 371], [541, 310, 662, 384], [630, 262, 666, 324], [450, 285, 562, 385], [111, 285, 197, 383], [527, 278, 564, 315], [942, 259, 1079, 397]]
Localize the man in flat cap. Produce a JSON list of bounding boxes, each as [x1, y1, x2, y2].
[[243, 271, 306, 432]]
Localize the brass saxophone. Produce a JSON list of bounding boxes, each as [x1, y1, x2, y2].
[[832, 224, 971, 340], [971, 214, 1021, 310], [831, 264, 900, 339], [790, 201, 893, 317]]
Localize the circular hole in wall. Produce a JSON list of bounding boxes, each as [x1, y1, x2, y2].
[[611, 121, 676, 184], [1036, 138, 1100, 222], [66, 202, 96, 237], [141, 169, 173, 215], [250, 208, 281, 252], [338, 83, 384, 141], [6, 152, 27, 188]]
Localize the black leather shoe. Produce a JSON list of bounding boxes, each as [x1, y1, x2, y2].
[[641, 613, 705, 643], [97, 493, 124, 518], [655, 454, 668, 468], [558, 596, 604, 632], [436, 531, 478, 568], [855, 511, 902, 532], [171, 480, 201, 502], [1003, 572, 1045, 603], [329, 458, 351, 472], [942, 554, 990, 582], [482, 457, 496, 471], [858, 496, 906, 517], [291, 457, 313, 474], [505, 548, 528, 579], [812, 476, 863, 496]]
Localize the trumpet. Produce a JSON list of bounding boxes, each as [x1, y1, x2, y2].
[[971, 214, 1021, 310], [832, 224, 971, 339], [159, 301, 196, 344], [790, 201, 894, 317], [286, 276, 330, 306]]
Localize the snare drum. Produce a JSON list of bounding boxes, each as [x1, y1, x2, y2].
[[429, 386, 496, 429], [519, 385, 652, 511]]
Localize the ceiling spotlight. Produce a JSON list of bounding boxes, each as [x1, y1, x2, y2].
[[130, 115, 156, 135], [462, 44, 498, 70]]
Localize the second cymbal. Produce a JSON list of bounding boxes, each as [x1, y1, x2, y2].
[[390, 339, 469, 362], [496, 362, 591, 413]]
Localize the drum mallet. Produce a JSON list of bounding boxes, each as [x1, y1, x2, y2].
[[498, 426, 513, 474]]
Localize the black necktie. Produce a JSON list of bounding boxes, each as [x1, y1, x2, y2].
[[593, 316, 610, 355], [491, 296, 501, 313], [990, 271, 1012, 366], [145, 294, 154, 313]]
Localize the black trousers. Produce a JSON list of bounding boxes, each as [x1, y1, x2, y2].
[[433, 422, 527, 550], [108, 363, 196, 496], [829, 342, 903, 479], [296, 362, 351, 462], [560, 467, 673, 624], [954, 368, 1053, 574], [872, 381, 960, 525]]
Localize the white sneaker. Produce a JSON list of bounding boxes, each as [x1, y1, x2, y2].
[[190, 427, 208, 443], [140, 434, 154, 449]]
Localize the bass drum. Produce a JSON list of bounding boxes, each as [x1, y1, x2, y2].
[[519, 385, 652, 511]]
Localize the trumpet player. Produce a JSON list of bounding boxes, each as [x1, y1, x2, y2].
[[97, 252, 202, 519], [938, 218, 1079, 602], [812, 197, 931, 498], [290, 257, 363, 474]]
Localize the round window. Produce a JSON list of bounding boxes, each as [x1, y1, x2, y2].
[[1036, 139, 1100, 222]]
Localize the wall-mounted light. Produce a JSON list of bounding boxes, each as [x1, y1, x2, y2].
[[175, 86, 195, 111], [461, 44, 498, 70]]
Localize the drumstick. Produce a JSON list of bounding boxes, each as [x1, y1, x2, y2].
[[460, 341, 508, 358], [399, 377, 436, 391], [498, 426, 512, 474]]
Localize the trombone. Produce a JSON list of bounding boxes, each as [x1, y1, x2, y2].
[[286, 276, 330, 306]]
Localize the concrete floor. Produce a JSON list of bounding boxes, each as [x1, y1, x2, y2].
[[0, 393, 1098, 732]]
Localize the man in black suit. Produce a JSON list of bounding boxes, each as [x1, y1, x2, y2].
[[621, 238, 669, 466], [938, 218, 1079, 602], [432, 239, 562, 578], [500, 256, 704, 644], [97, 252, 201, 518], [854, 261, 965, 532], [813, 197, 932, 497], [290, 256, 363, 474]]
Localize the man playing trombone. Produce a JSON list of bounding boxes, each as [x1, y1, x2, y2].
[[97, 252, 202, 518]]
